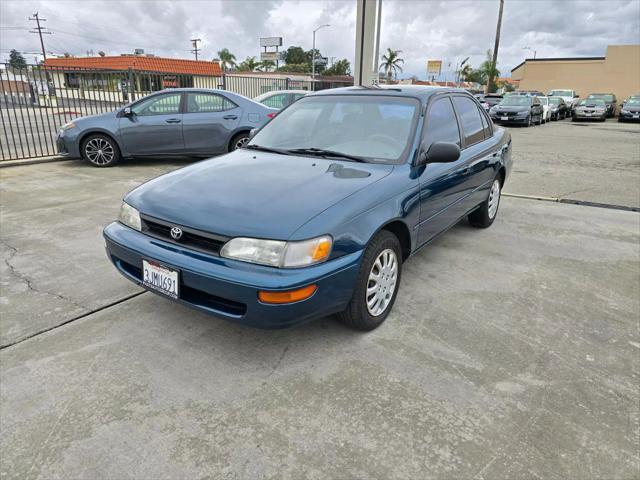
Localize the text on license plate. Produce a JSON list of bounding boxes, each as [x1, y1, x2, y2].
[[501, 116, 508, 120], [586, 113, 592, 116], [634, 114, 639, 118], [142, 259, 179, 299]]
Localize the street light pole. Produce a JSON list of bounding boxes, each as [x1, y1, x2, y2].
[[311, 24, 330, 90], [523, 46, 537, 59]]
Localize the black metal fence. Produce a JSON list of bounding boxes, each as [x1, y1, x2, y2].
[[0, 63, 352, 161]]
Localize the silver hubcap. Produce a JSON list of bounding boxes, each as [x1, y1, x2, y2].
[[234, 137, 249, 149], [366, 249, 398, 317], [488, 179, 501, 219], [85, 138, 114, 165]]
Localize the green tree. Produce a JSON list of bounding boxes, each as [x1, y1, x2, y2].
[[277, 63, 309, 73], [236, 56, 260, 72], [322, 58, 351, 76], [217, 48, 237, 71], [9, 49, 27, 70], [282, 46, 307, 65], [478, 49, 500, 92], [258, 59, 276, 72], [458, 64, 473, 82], [379, 48, 404, 81]]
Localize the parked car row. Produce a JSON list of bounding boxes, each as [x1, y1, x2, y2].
[[619, 95, 640, 122]]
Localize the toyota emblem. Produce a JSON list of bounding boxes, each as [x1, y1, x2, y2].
[[170, 227, 183, 240]]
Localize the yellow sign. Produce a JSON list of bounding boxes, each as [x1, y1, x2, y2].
[[427, 60, 442, 76]]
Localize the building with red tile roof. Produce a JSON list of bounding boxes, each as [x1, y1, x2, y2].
[[44, 55, 222, 76]]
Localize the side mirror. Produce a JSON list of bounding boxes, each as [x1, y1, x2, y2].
[[249, 128, 258, 139], [574, 94, 580, 98], [418, 141, 460, 165], [122, 107, 133, 117]]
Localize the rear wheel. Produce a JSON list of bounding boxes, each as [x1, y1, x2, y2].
[[468, 177, 501, 228], [338, 230, 402, 331], [229, 132, 250, 152], [81, 134, 121, 167]]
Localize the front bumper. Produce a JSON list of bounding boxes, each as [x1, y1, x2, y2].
[[104, 222, 362, 328], [491, 114, 529, 124], [573, 111, 606, 120], [619, 111, 640, 121], [56, 131, 82, 158]]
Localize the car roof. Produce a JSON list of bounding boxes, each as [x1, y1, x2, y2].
[[308, 85, 469, 101]]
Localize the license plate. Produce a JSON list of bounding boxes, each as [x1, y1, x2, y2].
[[586, 113, 592, 117], [634, 114, 639, 119], [501, 116, 508, 121], [142, 259, 179, 299]]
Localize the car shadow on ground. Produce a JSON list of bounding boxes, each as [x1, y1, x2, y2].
[[64, 156, 209, 170]]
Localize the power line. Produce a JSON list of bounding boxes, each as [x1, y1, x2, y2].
[[29, 12, 52, 61], [190, 38, 201, 60]]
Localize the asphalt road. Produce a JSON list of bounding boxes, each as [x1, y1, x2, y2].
[[1, 121, 639, 479]]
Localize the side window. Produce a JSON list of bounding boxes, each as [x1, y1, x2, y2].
[[260, 94, 288, 109], [186, 93, 236, 113], [479, 107, 491, 139], [424, 97, 461, 147], [132, 93, 181, 116], [452, 96, 485, 146]]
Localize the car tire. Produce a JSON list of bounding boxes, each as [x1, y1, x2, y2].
[[337, 230, 402, 331], [81, 133, 121, 167], [525, 115, 531, 127], [468, 176, 501, 228], [229, 132, 250, 152]]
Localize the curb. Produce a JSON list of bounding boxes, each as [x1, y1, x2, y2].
[[0, 156, 73, 168], [503, 192, 639, 212]]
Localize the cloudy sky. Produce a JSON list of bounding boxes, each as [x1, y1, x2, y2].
[[1, 0, 639, 78]]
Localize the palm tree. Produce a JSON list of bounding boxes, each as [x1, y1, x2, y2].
[[217, 48, 237, 71], [258, 60, 276, 72], [458, 64, 473, 82], [237, 56, 260, 72], [379, 48, 404, 82]]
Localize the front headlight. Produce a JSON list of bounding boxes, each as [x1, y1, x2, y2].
[[621, 109, 630, 114], [221, 235, 332, 268], [489, 107, 497, 113], [58, 122, 76, 134], [118, 202, 141, 231]]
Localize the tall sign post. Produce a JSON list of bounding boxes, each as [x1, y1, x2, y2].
[[260, 37, 283, 70], [426, 60, 442, 82], [354, 0, 382, 86]]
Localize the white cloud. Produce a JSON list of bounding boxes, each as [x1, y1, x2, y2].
[[1, 0, 638, 78]]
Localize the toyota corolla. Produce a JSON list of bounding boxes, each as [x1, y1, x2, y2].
[[104, 86, 512, 331]]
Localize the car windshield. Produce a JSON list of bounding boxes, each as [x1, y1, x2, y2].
[[626, 98, 640, 106], [588, 94, 613, 102], [499, 96, 530, 106], [548, 97, 562, 105], [248, 95, 420, 163], [579, 99, 605, 107], [549, 90, 573, 97]]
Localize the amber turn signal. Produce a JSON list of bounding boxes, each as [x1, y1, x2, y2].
[[258, 285, 317, 304]]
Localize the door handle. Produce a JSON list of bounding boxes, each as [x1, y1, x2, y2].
[[223, 115, 238, 120], [165, 118, 181, 123], [462, 167, 472, 175]]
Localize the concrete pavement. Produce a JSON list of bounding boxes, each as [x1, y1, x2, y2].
[[1, 198, 638, 479]]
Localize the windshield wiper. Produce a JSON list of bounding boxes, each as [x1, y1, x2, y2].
[[244, 144, 292, 155], [287, 147, 367, 163]]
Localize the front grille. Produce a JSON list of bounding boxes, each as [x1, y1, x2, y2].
[[140, 215, 229, 256]]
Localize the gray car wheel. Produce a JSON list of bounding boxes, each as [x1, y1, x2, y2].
[[229, 132, 250, 152], [81, 134, 121, 167]]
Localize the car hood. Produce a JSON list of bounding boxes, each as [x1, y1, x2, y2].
[[75, 110, 118, 125], [623, 106, 640, 112], [494, 106, 529, 112], [125, 149, 394, 240]]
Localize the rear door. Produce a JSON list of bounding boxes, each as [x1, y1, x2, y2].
[[182, 92, 241, 154], [451, 95, 497, 210], [119, 92, 184, 155]]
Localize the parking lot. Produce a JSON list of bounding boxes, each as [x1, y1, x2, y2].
[[1, 120, 639, 479]]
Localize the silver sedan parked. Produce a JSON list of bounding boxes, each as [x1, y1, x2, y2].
[[56, 88, 277, 167], [572, 99, 607, 122], [253, 90, 310, 110]]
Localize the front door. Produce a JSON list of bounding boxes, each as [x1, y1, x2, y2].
[[182, 92, 241, 154], [417, 95, 469, 245], [119, 92, 184, 156]]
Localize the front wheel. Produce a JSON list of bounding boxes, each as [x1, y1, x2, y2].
[[338, 230, 402, 331], [81, 134, 121, 167], [468, 177, 501, 228]]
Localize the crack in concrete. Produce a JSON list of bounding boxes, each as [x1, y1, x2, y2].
[[1, 238, 90, 312]]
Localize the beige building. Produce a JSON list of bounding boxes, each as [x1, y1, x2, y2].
[[511, 45, 640, 107]]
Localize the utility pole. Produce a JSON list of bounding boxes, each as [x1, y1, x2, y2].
[[487, 0, 504, 94], [190, 38, 201, 60], [311, 24, 330, 89], [29, 12, 52, 61]]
